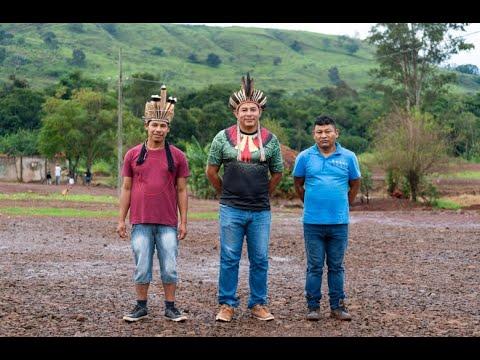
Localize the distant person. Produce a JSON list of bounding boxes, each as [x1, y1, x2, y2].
[[68, 170, 75, 188], [293, 115, 361, 322], [84, 169, 92, 186], [55, 164, 61, 185], [206, 73, 284, 322], [117, 86, 190, 323], [46, 170, 52, 185]]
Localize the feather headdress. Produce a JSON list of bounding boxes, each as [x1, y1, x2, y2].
[[229, 73, 267, 162], [228, 73, 267, 111], [143, 85, 177, 123]]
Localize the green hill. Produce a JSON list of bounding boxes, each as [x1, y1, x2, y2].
[[0, 23, 479, 94]]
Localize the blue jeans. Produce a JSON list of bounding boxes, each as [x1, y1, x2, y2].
[[130, 224, 178, 284], [303, 223, 349, 310], [218, 204, 271, 309]]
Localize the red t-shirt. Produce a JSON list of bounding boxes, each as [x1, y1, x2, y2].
[[122, 143, 190, 226]]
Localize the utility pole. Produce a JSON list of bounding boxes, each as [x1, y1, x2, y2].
[[117, 48, 123, 196]]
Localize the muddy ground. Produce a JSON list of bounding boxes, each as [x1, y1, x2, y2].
[[0, 181, 479, 337]]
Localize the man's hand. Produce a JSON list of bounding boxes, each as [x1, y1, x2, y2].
[[178, 222, 187, 240], [117, 221, 128, 239]]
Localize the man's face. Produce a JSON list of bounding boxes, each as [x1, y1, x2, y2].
[[235, 101, 261, 130], [145, 120, 170, 143], [313, 124, 338, 151]]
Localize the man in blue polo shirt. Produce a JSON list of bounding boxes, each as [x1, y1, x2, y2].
[[293, 115, 361, 321]]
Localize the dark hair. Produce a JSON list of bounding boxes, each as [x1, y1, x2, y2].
[[136, 140, 175, 172], [314, 115, 337, 129]]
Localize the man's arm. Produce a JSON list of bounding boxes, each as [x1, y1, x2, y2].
[[294, 177, 305, 203], [269, 172, 283, 195], [176, 177, 188, 240], [348, 178, 361, 205], [206, 164, 222, 195], [117, 177, 132, 238]]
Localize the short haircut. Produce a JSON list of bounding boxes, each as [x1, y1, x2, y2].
[[314, 115, 336, 128]]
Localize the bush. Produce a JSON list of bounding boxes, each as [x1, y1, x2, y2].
[[290, 40, 302, 52], [185, 137, 217, 199], [0, 47, 5, 64], [188, 53, 199, 63], [149, 47, 164, 56], [359, 161, 373, 203], [70, 49, 86, 66], [206, 53, 221, 67], [99, 24, 118, 37], [274, 168, 296, 199], [42, 31, 59, 49], [67, 23, 84, 33], [419, 179, 440, 206]]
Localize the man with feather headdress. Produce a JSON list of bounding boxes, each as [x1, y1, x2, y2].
[[117, 86, 189, 323], [206, 73, 284, 322]]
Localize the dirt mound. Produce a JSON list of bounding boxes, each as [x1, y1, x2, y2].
[[280, 144, 298, 171]]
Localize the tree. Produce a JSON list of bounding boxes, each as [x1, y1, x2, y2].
[[38, 98, 85, 175], [123, 72, 160, 118], [449, 112, 480, 160], [328, 67, 341, 85], [373, 109, 447, 201], [49, 71, 108, 100], [188, 53, 199, 63], [38, 89, 116, 176], [0, 129, 39, 182], [67, 23, 84, 33], [0, 30, 14, 45], [0, 129, 38, 156], [455, 64, 479, 75], [261, 117, 290, 147], [290, 40, 302, 52], [99, 23, 118, 37], [42, 31, 59, 49], [149, 47, 164, 56], [206, 53, 221, 67], [70, 49, 86, 67], [273, 56, 282, 66], [367, 23, 474, 111], [0, 47, 6, 64], [0, 88, 45, 136], [345, 41, 360, 55]]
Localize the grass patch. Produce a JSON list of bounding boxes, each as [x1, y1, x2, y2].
[[0, 192, 118, 204], [432, 199, 462, 210], [440, 171, 480, 180], [0, 206, 218, 220], [188, 212, 217, 220], [0, 207, 118, 217], [440, 195, 480, 207]]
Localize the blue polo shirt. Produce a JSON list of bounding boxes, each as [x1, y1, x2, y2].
[[293, 142, 361, 225]]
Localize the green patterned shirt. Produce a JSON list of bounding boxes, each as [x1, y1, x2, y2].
[[208, 125, 284, 210]]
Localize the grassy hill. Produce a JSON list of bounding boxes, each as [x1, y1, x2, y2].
[[1, 23, 479, 94]]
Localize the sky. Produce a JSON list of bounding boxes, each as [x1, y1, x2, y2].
[[183, 23, 480, 68]]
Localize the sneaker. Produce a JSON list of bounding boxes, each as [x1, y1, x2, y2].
[[123, 305, 148, 322], [330, 299, 352, 321], [215, 304, 234, 322], [251, 304, 274, 321], [306, 308, 320, 321], [164, 307, 187, 322]]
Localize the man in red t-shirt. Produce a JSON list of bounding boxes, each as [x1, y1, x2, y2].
[[117, 87, 190, 322]]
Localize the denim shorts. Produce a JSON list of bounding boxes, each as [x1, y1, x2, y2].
[[130, 224, 178, 284]]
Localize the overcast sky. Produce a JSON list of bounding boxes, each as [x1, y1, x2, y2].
[[183, 23, 480, 68]]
